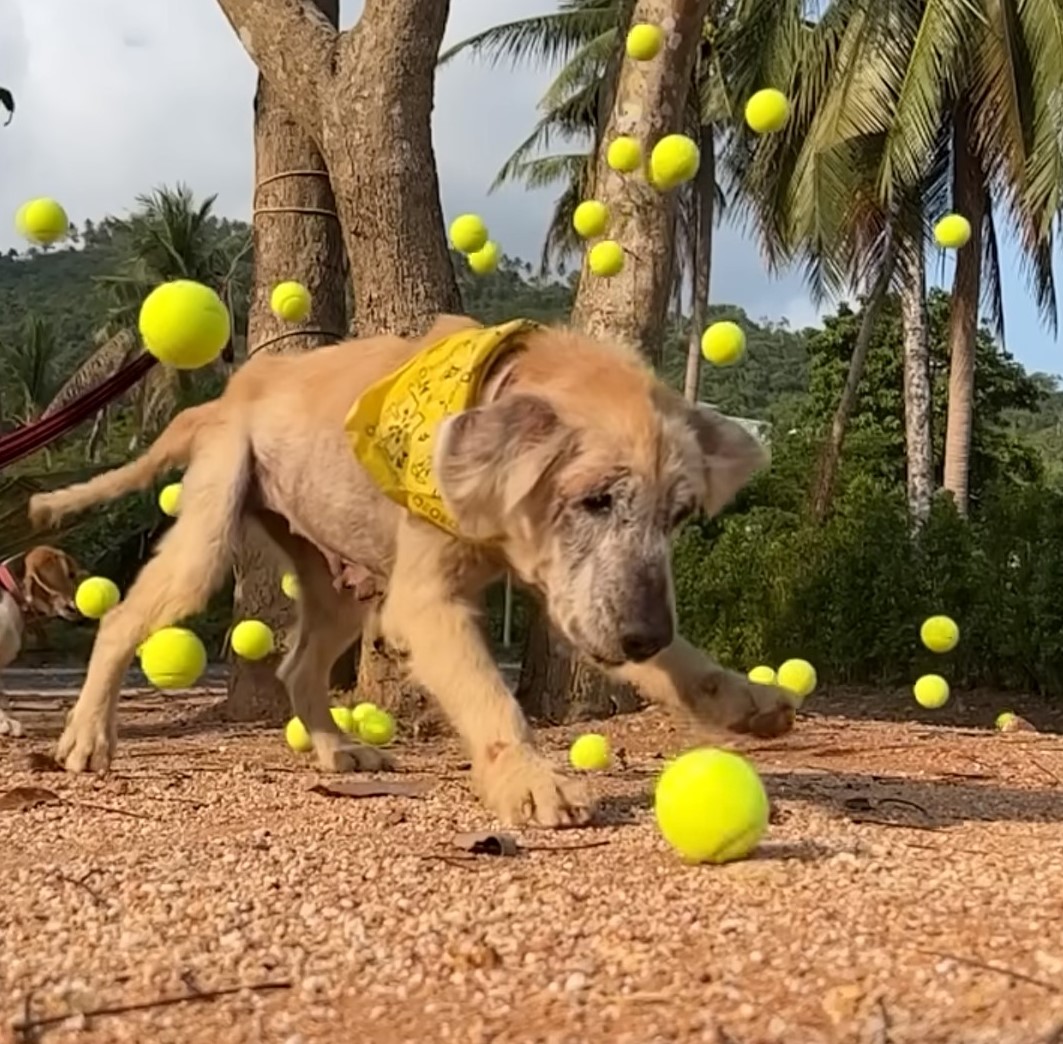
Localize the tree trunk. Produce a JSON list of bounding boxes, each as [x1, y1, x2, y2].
[[225, 41, 347, 724], [942, 108, 984, 516], [810, 230, 899, 520], [683, 125, 715, 403], [518, 0, 711, 721], [899, 239, 933, 526]]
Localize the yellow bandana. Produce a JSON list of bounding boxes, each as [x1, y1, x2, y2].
[[344, 318, 542, 536]]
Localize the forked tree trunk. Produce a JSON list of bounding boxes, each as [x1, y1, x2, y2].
[[517, 0, 711, 722], [225, 52, 347, 724], [942, 108, 984, 516], [899, 239, 933, 526], [683, 125, 715, 403]]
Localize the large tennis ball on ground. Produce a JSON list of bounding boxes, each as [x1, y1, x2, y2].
[[358, 707, 396, 746], [285, 717, 313, 753], [649, 134, 700, 189], [270, 281, 311, 322], [655, 748, 768, 864], [744, 89, 790, 134], [934, 214, 971, 249], [18, 198, 69, 244], [920, 614, 959, 653], [138, 280, 231, 369], [607, 136, 643, 173], [777, 658, 817, 705], [158, 482, 182, 517], [449, 214, 488, 254], [140, 627, 207, 690], [572, 200, 609, 239], [75, 577, 120, 619], [626, 23, 664, 60], [467, 240, 500, 275], [230, 619, 275, 660], [569, 733, 611, 771], [914, 674, 950, 709], [701, 321, 746, 366], [588, 240, 624, 277]]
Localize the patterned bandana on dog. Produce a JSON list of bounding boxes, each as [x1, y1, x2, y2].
[[344, 318, 542, 536]]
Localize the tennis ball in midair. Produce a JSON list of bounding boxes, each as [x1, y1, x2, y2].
[[588, 240, 624, 277], [158, 482, 182, 517], [934, 214, 971, 250], [230, 619, 274, 661], [330, 705, 355, 734], [701, 321, 746, 366], [285, 717, 313, 753], [569, 732, 611, 771], [140, 627, 207, 690], [468, 240, 500, 275], [280, 572, 300, 600], [18, 197, 69, 244], [995, 711, 1016, 731], [649, 134, 700, 190], [270, 281, 311, 322], [626, 23, 664, 60], [607, 136, 643, 173], [747, 665, 777, 686], [914, 674, 950, 709], [351, 701, 378, 726], [138, 280, 231, 369], [777, 658, 817, 705], [449, 214, 488, 254], [572, 200, 609, 239], [744, 89, 791, 134], [655, 747, 769, 864], [920, 615, 959, 653], [75, 577, 120, 619], [358, 707, 396, 746]]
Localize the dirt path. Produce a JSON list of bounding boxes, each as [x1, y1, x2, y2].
[[1, 686, 1061, 1044]]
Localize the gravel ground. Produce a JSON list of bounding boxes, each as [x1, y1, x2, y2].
[[1, 684, 1062, 1044]]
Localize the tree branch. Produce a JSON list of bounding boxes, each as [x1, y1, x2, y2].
[[214, 0, 338, 139]]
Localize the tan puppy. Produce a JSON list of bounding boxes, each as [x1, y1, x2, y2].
[[0, 545, 83, 736], [30, 315, 794, 826]]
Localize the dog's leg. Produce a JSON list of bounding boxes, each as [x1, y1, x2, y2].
[[612, 636, 794, 738], [381, 525, 591, 828]]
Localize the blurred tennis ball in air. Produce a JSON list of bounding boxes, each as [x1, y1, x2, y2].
[[139, 280, 231, 369], [995, 711, 1016, 731], [607, 136, 643, 173], [914, 674, 950, 709], [701, 321, 746, 366], [358, 707, 396, 746], [449, 214, 488, 254], [140, 627, 207, 690], [270, 281, 311, 322], [744, 89, 790, 134], [777, 658, 817, 706], [467, 240, 500, 275], [934, 214, 971, 249], [75, 577, 120, 620], [17, 197, 69, 244], [330, 705, 355, 734], [920, 614, 959, 653], [572, 200, 609, 239], [588, 240, 624, 277], [158, 482, 182, 517], [351, 701, 378, 727], [569, 732, 611, 771], [649, 134, 700, 190], [747, 665, 777, 686], [626, 23, 664, 60], [230, 619, 275, 661], [285, 717, 313, 753], [280, 572, 300, 600]]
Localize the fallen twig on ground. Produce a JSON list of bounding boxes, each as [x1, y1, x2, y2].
[[917, 948, 1060, 993]]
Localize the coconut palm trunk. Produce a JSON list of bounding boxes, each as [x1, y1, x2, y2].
[[899, 238, 933, 525], [683, 126, 715, 402]]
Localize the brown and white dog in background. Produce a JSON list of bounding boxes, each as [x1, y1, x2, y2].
[[0, 546, 83, 737]]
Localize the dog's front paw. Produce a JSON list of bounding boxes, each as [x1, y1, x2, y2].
[[313, 734, 395, 773], [56, 711, 115, 772], [473, 744, 593, 828], [689, 670, 795, 738], [27, 493, 60, 530]]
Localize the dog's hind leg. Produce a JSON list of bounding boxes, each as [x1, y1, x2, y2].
[[57, 423, 250, 773]]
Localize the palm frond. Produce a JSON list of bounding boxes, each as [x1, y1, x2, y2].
[[41, 329, 140, 418]]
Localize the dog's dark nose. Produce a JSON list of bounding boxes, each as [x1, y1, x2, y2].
[[620, 620, 673, 663]]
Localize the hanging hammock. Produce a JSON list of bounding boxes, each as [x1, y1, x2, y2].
[[0, 353, 158, 471]]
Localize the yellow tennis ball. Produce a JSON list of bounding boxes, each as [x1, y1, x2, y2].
[[572, 200, 609, 239], [934, 214, 971, 250], [74, 577, 120, 619], [995, 711, 1016, 731], [914, 674, 950, 709], [701, 321, 746, 366], [649, 134, 700, 190], [468, 240, 500, 275], [747, 665, 777, 686], [285, 716, 313, 753], [330, 705, 355, 734], [140, 627, 207, 690], [449, 214, 488, 254], [607, 136, 643, 173], [654, 748, 768, 864], [358, 707, 396, 746], [588, 240, 624, 277], [158, 482, 182, 517], [280, 572, 300, 600], [626, 23, 664, 60], [777, 658, 817, 705], [744, 89, 791, 134], [569, 732, 611, 771], [351, 701, 378, 726], [19, 197, 69, 244], [920, 615, 959, 653], [138, 280, 231, 370], [270, 281, 311, 322], [230, 619, 275, 661]]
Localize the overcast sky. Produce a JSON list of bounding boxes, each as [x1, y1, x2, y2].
[[2, 0, 1060, 376]]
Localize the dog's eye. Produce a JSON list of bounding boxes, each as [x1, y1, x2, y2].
[[580, 492, 613, 515]]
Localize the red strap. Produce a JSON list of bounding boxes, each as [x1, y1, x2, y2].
[[0, 562, 23, 608]]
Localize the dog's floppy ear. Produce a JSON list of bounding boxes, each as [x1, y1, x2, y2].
[[22, 547, 81, 612], [434, 394, 570, 539]]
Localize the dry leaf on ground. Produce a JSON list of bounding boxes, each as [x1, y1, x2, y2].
[[308, 780, 432, 800], [0, 786, 62, 812]]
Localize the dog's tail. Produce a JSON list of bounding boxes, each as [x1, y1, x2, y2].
[[28, 401, 220, 530]]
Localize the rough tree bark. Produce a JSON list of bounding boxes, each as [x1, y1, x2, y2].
[[942, 108, 984, 517], [683, 125, 715, 402], [216, 0, 461, 722], [899, 239, 933, 526], [516, 0, 711, 722]]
